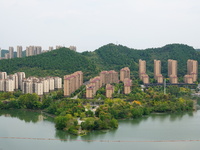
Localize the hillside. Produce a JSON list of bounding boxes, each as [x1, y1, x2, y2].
[[82, 43, 200, 79], [0, 44, 200, 81], [0, 48, 98, 81]]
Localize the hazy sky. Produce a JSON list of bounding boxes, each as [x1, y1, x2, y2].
[[0, 0, 200, 52]]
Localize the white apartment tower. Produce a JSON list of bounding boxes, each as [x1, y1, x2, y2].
[[9, 47, 14, 59], [17, 46, 22, 58], [0, 72, 7, 79]]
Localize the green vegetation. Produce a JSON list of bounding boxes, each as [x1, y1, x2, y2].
[[0, 48, 97, 81], [0, 43, 198, 135], [0, 84, 195, 136], [1, 44, 200, 81], [82, 43, 200, 79]]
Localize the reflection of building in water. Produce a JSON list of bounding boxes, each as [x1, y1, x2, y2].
[[38, 114, 46, 122], [4, 114, 11, 117]]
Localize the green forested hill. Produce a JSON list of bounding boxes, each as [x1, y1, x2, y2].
[[0, 44, 200, 81], [82, 43, 200, 78], [0, 48, 97, 81]]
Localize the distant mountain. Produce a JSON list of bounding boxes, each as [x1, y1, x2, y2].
[[0, 44, 199, 81]]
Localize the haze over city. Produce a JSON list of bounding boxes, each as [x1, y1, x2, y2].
[[0, 0, 200, 52]]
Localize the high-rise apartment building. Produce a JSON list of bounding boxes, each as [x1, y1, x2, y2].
[[120, 67, 130, 82], [184, 75, 193, 84], [5, 53, 9, 59], [106, 84, 114, 98], [5, 79, 14, 92], [100, 70, 118, 86], [168, 59, 177, 77], [168, 59, 178, 84], [69, 46, 77, 51], [0, 72, 7, 79], [64, 71, 83, 97], [54, 77, 62, 89], [49, 46, 54, 51], [139, 59, 149, 84], [154, 60, 163, 83], [17, 46, 22, 58], [187, 59, 198, 82], [17, 72, 26, 89], [35, 46, 42, 55], [139, 59, 146, 79], [8, 74, 19, 90], [34, 82, 43, 96], [9, 47, 14, 59], [124, 78, 132, 94]]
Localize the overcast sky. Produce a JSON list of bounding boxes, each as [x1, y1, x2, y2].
[[0, 0, 200, 52]]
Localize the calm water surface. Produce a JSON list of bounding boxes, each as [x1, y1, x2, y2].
[[1, 108, 200, 150]]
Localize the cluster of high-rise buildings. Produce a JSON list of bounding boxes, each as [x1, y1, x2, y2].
[[0, 72, 62, 96], [64, 71, 83, 97], [0, 45, 77, 60], [139, 59, 198, 84], [86, 70, 119, 99], [22, 76, 62, 96]]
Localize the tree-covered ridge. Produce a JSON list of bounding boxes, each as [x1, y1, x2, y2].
[[83, 43, 200, 78], [0, 48, 97, 81], [0, 43, 200, 81]]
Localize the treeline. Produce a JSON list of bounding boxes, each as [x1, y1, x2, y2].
[[82, 43, 200, 79], [1, 43, 200, 81], [0, 84, 195, 135], [0, 48, 97, 81]]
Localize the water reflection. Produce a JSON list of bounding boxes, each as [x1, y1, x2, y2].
[[55, 130, 78, 141], [0, 109, 48, 123]]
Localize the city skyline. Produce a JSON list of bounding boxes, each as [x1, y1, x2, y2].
[[0, 0, 200, 52]]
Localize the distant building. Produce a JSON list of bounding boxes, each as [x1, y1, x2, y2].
[[6, 79, 14, 92], [54, 77, 62, 90], [0, 72, 7, 79], [5, 53, 9, 59], [168, 59, 178, 84], [0, 79, 6, 91], [120, 67, 130, 82], [86, 84, 96, 99], [154, 60, 163, 83], [64, 71, 83, 97], [106, 84, 114, 98], [34, 82, 43, 96], [17, 46, 22, 58], [124, 78, 132, 94], [187, 59, 198, 82], [184, 75, 193, 84], [100, 70, 118, 86], [139, 59, 149, 84], [56, 45, 62, 49], [17, 72, 26, 89], [49, 46, 54, 51], [86, 76, 101, 99], [139, 59, 146, 79], [8, 74, 19, 90], [35, 46, 42, 55], [69, 46, 76, 51], [9, 47, 14, 59]]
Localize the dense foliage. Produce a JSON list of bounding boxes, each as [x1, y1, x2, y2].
[[1, 44, 200, 81], [0, 48, 97, 81], [82, 43, 200, 79]]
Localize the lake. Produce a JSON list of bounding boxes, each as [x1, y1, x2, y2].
[[0, 107, 200, 150]]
